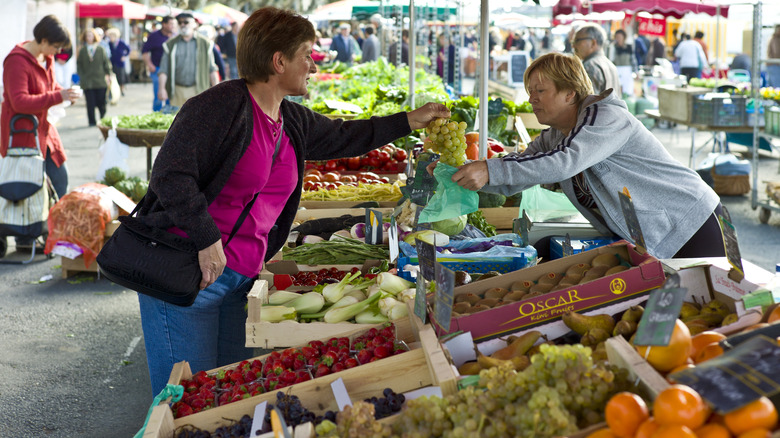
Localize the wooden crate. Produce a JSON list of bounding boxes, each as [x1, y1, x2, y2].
[[605, 335, 670, 401], [294, 207, 395, 224], [658, 85, 711, 123], [60, 220, 120, 278], [298, 200, 399, 209], [479, 207, 520, 231], [144, 311, 456, 437]]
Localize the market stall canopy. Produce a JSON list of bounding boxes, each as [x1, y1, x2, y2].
[[352, 0, 458, 21], [553, 0, 582, 17], [493, 13, 552, 29], [200, 2, 248, 25], [76, 0, 147, 19], [309, 0, 376, 22], [579, 0, 729, 19]]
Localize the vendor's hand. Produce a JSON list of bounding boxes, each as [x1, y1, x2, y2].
[[452, 161, 490, 191], [407, 103, 451, 131], [198, 239, 226, 290], [158, 88, 168, 102], [426, 160, 438, 176]]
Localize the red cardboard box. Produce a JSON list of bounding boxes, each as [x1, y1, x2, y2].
[[429, 241, 665, 341]]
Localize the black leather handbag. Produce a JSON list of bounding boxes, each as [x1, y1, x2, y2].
[[97, 120, 283, 306]]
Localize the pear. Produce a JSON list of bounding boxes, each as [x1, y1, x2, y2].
[[476, 349, 514, 370], [613, 320, 638, 338], [511, 355, 531, 371], [702, 300, 731, 318], [683, 312, 724, 327], [562, 311, 616, 336], [591, 342, 609, 362], [491, 331, 542, 360], [581, 327, 611, 347], [621, 305, 645, 324], [685, 321, 710, 335], [458, 361, 482, 375], [679, 302, 701, 320], [721, 313, 739, 326]]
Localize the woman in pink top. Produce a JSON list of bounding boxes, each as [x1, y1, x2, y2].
[[135, 6, 449, 396]]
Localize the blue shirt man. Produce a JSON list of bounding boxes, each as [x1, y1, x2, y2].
[[142, 16, 175, 111]]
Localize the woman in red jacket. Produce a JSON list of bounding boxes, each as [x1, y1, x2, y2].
[[1, 15, 80, 250], [1, 15, 81, 201]]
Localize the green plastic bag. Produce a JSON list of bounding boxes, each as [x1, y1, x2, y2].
[[518, 185, 586, 223], [418, 163, 479, 223]]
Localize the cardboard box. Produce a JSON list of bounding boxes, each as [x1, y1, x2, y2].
[[60, 220, 120, 278], [145, 312, 456, 438], [429, 241, 665, 341], [658, 85, 712, 123]]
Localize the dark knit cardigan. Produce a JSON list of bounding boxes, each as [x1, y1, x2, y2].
[[138, 79, 411, 261]]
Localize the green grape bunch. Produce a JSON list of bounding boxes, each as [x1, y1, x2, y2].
[[425, 118, 468, 167]]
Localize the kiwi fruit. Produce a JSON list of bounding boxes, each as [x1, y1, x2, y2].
[[484, 287, 509, 300], [455, 293, 481, 305], [467, 304, 490, 314], [553, 275, 581, 291], [503, 290, 527, 302], [529, 283, 554, 294], [453, 302, 472, 314], [521, 291, 544, 300], [510, 280, 534, 292], [537, 272, 561, 285], [591, 253, 619, 268], [565, 263, 591, 277], [604, 265, 630, 276], [476, 298, 500, 308]]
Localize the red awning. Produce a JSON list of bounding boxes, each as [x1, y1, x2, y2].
[[77, 0, 148, 19], [579, 0, 729, 19]]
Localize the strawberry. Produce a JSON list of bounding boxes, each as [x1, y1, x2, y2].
[[295, 369, 311, 383], [229, 370, 244, 384], [238, 360, 251, 371], [331, 362, 346, 373], [175, 402, 194, 418], [394, 348, 406, 355], [268, 351, 282, 361], [308, 340, 324, 352], [383, 341, 395, 352], [218, 392, 230, 406], [379, 325, 395, 340], [280, 370, 297, 384], [321, 351, 337, 367], [357, 349, 373, 364], [251, 359, 263, 369], [189, 397, 207, 411], [184, 380, 198, 393], [337, 337, 350, 348], [264, 376, 279, 392], [293, 357, 306, 370], [373, 345, 391, 359], [301, 346, 318, 359], [307, 356, 319, 367], [344, 357, 359, 369], [369, 356, 379, 362], [193, 370, 211, 386], [270, 360, 284, 376], [371, 335, 387, 348], [366, 328, 379, 338], [314, 363, 331, 378], [352, 340, 366, 351]]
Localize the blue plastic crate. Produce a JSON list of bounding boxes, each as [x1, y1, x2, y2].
[[396, 255, 534, 282], [550, 236, 618, 260]]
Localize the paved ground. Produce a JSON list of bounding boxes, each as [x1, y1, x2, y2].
[[0, 81, 778, 438]]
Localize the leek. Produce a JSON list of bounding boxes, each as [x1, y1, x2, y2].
[[379, 296, 409, 320], [322, 271, 362, 303], [376, 272, 415, 296], [330, 295, 359, 310], [286, 292, 325, 314], [397, 288, 416, 304], [323, 291, 382, 323], [355, 308, 389, 324], [261, 306, 297, 322], [345, 289, 367, 301], [268, 290, 301, 306]]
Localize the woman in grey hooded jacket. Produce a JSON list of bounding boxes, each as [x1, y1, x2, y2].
[[440, 52, 724, 260]]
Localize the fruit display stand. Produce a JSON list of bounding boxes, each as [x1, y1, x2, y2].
[[96, 124, 167, 179], [294, 207, 395, 223], [143, 310, 456, 438], [60, 220, 120, 278], [298, 200, 399, 209]]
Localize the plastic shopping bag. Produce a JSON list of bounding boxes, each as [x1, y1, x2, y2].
[[418, 163, 479, 223], [96, 126, 129, 182], [518, 185, 585, 223]]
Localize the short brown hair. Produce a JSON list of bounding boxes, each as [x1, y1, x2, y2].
[[524, 52, 594, 105], [80, 28, 100, 43], [33, 15, 71, 48], [238, 7, 316, 83]]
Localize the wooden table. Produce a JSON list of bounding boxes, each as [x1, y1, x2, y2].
[[644, 109, 760, 168]]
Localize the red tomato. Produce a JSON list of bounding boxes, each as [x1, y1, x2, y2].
[[303, 181, 320, 191], [303, 174, 320, 183], [379, 177, 390, 183], [346, 156, 362, 170], [322, 172, 340, 182], [377, 151, 391, 163], [367, 149, 380, 158], [325, 183, 338, 190], [357, 171, 379, 180], [381, 144, 395, 154], [381, 161, 399, 172], [393, 149, 408, 161], [324, 160, 339, 171], [340, 175, 357, 183], [305, 169, 322, 177], [365, 157, 380, 168], [335, 165, 347, 172]]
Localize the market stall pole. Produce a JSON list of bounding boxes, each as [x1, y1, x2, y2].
[[477, 0, 489, 159]]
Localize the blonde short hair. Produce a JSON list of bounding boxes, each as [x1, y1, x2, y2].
[[105, 28, 120, 38], [524, 52, 594, 104]]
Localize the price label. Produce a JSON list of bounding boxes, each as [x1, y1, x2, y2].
[[719, 207, 744, 283], [634, 273, 687, 346], [514, 210, 531, 245], [514, 113, 532, 147], [250, 401, 268, 436], [365, 209, 383, 245], [331, 377, 353, 411], [388, 216, 399, 262], [619, 187, 647, 253], [414, 277, 428, 324], [434, 262, 455, 332], [416, 239, 436, 282], [562, 233, 574, 258], [672, 336, 780, 413]]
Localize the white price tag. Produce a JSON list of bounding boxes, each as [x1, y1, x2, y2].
[[331, 377, 353, 411], [250, 401, 268, 436]]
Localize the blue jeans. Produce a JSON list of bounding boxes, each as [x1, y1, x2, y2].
[[226, 57, 238, 80], [138, 267, 255, 396], [45, 154, 68, 200], [150, 70, 169, 112]]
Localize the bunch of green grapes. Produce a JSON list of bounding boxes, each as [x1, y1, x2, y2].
[[391, 344, 632, 437], [425, 118, 468, 167], [316, 401, 392, 437]]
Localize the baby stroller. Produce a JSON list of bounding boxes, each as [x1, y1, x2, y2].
[[0, 114, 55, 263]]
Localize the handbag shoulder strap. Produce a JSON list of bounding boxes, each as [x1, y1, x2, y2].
[[131, 119, 285, 248]]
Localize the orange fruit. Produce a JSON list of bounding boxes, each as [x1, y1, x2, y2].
[[465, 142, 479, 160], [464, 132, 480, 144], [694, 342, 725, 364], [666, 363, 695, 381], [604, 392, 649, 438], [695, 423, 732, 438], [650, 424, 697, 438], [584, 429, 616, 438], [737, 428, 771, 438], [634, 417, 659, 438], [723, 397, 778, 435], [765, 304, 780, 323], [690, 331, 727, 360], [653, 385, 711, 430], [635, 319, 692, 372]]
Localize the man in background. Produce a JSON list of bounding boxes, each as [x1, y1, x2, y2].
[[142, 16, 175, 111], [675, 33, 707, 79], [388, 29, 409, 66], [693, 31, 709, 64], [330, 23, 356, 64], [361, 25, 379, 63], [157, 13, 219, 108], [216, 22, 239, 80], [572, 24, 621, 97]]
